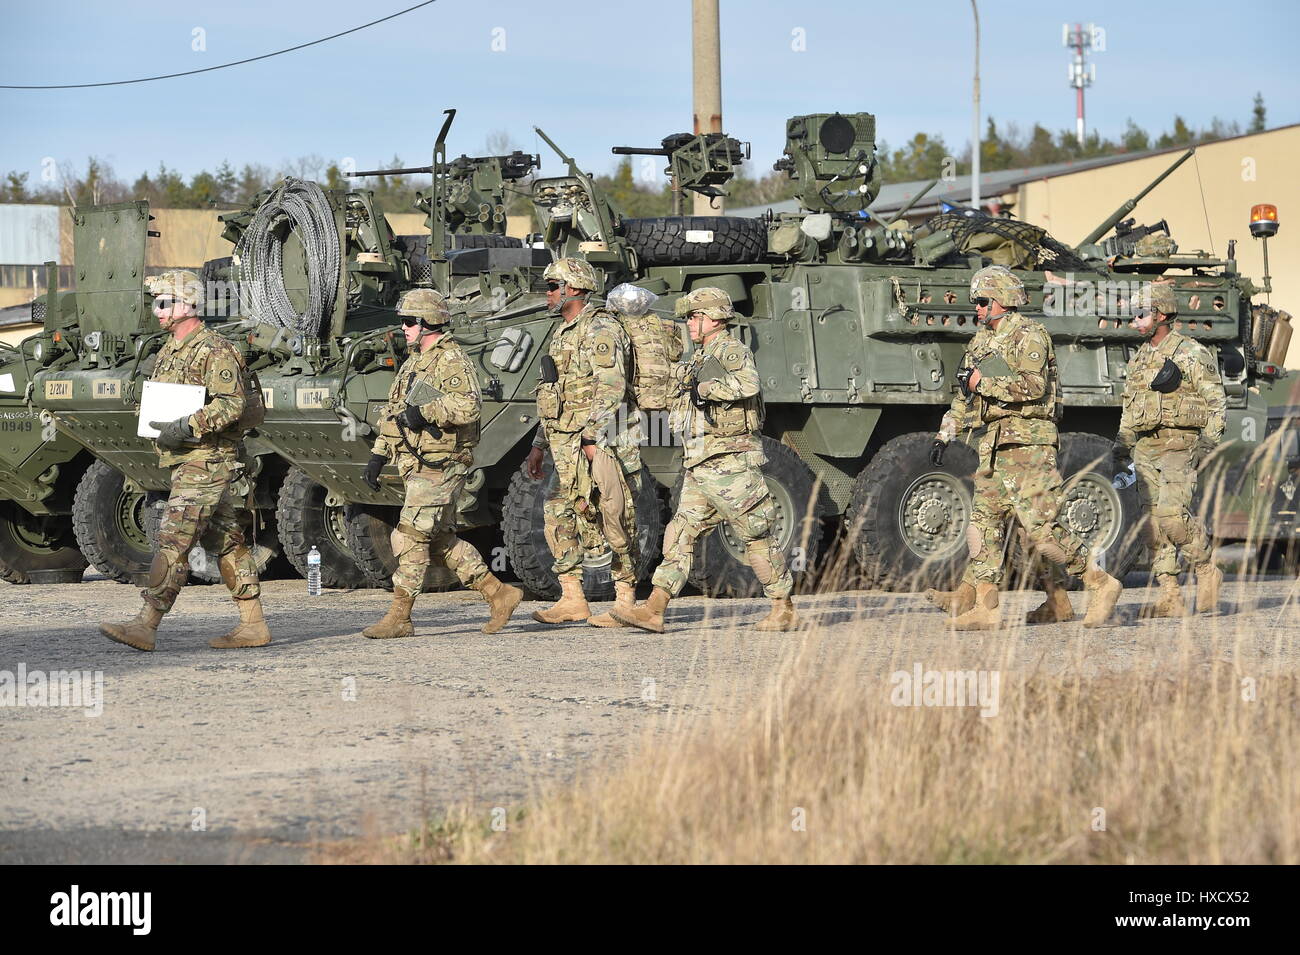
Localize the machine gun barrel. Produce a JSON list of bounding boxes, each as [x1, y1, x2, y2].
[[611, 146, 674, 157], [1079, 148, 1194, 246], [350, 165, 433, 178]]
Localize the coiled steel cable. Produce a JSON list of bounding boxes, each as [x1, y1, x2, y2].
[[235, 178, 341, 336]]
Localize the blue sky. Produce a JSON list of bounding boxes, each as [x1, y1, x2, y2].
[[2, 0, 1297, 190]]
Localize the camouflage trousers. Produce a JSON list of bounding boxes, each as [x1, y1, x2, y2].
[[652, 450, 793, 599], [143, 456, 260, 613], [543, 434, 638, 586], [963, 444, 1091, 585], [392, 458, 489, 598], [1134, 430, 1212, 577]]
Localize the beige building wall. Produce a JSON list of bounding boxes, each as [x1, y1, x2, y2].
[[1016, 125, 1300, 364], [0, 323, 39, 346]]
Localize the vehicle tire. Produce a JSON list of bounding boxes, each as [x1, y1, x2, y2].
[[1053, 431, 1143, 582], [618, 216, 767, 266], [683, 436, 825, 597], [501, 453, 665, 600], [845, 432, 977, 592], [0, 502, 87, 584], [142, 501, 281, 586], [341, 503, 458, 592], [72, 460, 155, 584], [275, 467, 368, 589], [452, 233, 522, 249]]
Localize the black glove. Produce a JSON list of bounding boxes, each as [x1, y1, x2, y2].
[[363, 454, 386, 491], [398, 404, 428, 432], [1111, 443, 1132, 468], [689, 378, 706, 408], [150, 417, 192, 451], [955, 367, 974, 399], [930, 440, 946, 467]]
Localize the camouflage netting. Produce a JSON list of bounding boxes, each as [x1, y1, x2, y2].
[[920, 213, 1097, 272]]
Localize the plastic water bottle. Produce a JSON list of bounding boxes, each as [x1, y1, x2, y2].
[[307, 545, 322, 596], [1112, 463, 1137, 490]]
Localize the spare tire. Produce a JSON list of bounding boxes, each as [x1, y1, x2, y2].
[[452, 233, 522, 249], [618, 216, 766, 266]]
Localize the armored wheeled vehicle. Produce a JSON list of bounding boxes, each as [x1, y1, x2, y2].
[[31, 108, 1290, 598]]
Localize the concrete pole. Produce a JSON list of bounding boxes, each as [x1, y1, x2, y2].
[[692, 0, 722, 217], [970, 0, 981, 211]]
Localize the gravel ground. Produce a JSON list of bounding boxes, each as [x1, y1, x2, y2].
[[2, 571, 1297, 864]]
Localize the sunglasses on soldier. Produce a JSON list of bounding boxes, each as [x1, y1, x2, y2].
[[545, 282, 563, 292], [971, 297, 991, 308], [153, 297, 176, 310], [401, 317, 422, 327]]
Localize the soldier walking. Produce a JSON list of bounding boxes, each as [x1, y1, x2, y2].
[[615, 287, 802, 633], [100, 270, 270, 651], [360, 288, 522, 637], [929, 266, 1123, 629], [526, 258, 642, 627], [1113, 284, 1226, 616]]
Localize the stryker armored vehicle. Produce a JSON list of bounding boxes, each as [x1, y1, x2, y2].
[[30, 108, 1290, 597], [0, 303, 90, 583]]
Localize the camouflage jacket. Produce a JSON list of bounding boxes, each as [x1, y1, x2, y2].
[[151, 323, 247, 467], [671, 329, 764, 468], [373, 333, 481, 468], [940, 311, 1060, 448], [1117, 329, 1226, 450], [533, 303, 632, 448]]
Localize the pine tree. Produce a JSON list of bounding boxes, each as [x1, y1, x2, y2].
[[1250, 93, 1266, 134]]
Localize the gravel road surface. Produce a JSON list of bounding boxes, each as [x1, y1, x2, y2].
[[3, 572, 1297, 863]]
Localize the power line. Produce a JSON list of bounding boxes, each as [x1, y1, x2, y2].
[[1, 1, 438, 90]]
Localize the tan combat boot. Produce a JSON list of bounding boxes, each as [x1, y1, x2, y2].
[[100, 603, 165, 652], [612, 586, 671, 634], [1081, 565, 1123, 628], [210, 597, 272, 648], [1025, 579, 1075, 624], [475, 573, 523, 634], [1138, 575, 1186, 619], [1195, 562, 1223, 615], [949, 583, 1001, 630], [531, 576, 590, 625], [587, 581, 636, 628], [363, 592, 416, 639], [924, 582, 976, 617], [754, 597, 803, 632]]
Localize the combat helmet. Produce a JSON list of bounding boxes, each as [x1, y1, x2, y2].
[[543, 257, 600, 293], [1142, 283, 1178, 317], [145, 269, 205, 309], [397, 287, 451, 328], [674, 287, 735, 323], [969, 265, 1028, 308]]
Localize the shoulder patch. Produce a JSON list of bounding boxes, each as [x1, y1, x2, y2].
[[219, 368, 234, 382]]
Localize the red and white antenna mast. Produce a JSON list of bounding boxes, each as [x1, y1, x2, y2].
[[1063, 23, 1104, 146]]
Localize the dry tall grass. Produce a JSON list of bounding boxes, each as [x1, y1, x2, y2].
[[327, 440, 1300, 865], [335, 599, 1299, 865]]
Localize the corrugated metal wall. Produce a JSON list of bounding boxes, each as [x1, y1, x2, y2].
[[0, 204, 61, 264]]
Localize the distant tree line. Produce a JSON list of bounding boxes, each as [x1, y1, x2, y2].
[[0, 96, 1272, 217]]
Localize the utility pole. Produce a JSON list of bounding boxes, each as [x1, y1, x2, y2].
[[970, 1, 980, 211], [1064, 23, 1103, 147], [692, 0, 722, 217]]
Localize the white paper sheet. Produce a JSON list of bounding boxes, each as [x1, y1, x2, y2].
[[0, 373, 14, 393], [138, 381, 206, 438]]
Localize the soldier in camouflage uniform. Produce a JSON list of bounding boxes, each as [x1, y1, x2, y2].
[[929, 266, 1123, 629], [614, 287, 801, 633], [1113, 283, 1227, 616], [360, 288, 522, 637], [100, 270, 270, 651], [526, 257, 642, 627]]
